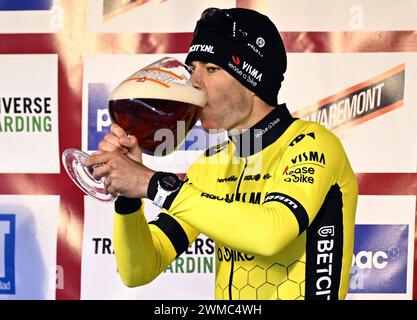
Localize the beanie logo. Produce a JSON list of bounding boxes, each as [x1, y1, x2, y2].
[[189, 44, 215, 54], [256, 37, 265, 48], [247, 43, 264, 58], [242, 61, 263, 82], [227, 57, 263, 88], [231, 55, 241, 65]]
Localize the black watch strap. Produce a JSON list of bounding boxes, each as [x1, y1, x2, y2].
[[147, 172, 164, 200], [147, 172, 184, 210]]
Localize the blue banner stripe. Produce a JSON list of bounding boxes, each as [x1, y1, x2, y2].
[[0, 0, 52, 11]]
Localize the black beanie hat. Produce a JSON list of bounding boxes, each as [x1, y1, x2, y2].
[[185, 8, 287, 106]]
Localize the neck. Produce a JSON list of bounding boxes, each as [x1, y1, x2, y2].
[[230, 96, 275, 133], [227, 103, 296, 157]]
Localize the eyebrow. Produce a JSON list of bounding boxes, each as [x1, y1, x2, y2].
[[190, 61, 207, 68], [189, 62, 223, 72]]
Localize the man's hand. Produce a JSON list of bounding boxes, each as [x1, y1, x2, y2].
[[85, 151, 155, 198], [90, 123, 148, 197], [98, 123, 142, 163]]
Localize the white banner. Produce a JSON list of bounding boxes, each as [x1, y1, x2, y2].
[[265, 0, 417, 31], [0, 195, 60, 300], [81, 196, 214, 299], [0, 0, 61, 33], [0, 54, 59, 173]]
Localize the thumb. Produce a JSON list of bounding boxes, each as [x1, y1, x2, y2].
[[119, 136, 142, 162]]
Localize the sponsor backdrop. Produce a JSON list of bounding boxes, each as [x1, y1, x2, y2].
[[0, 0, 416, 300]]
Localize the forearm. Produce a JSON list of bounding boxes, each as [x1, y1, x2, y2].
[[113, 198, 175, 286]]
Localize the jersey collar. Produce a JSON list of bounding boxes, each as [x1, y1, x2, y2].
[[228, 103, 296, 157]]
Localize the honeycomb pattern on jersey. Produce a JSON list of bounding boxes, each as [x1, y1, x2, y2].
[[216, 260, 306, 300]]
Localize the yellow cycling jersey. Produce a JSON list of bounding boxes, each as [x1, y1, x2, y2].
[[113, 104, 358, 300]]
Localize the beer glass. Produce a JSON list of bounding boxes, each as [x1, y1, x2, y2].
[[62, 57, 207, 201]]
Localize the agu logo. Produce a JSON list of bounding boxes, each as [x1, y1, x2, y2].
[[256, 37, 265, 48], [0, 214, 15, 295], [349, 224, 408, 294]]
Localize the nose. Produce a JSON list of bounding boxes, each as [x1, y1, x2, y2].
[[190, 67, 202, 90]]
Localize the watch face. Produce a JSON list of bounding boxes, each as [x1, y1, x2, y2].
[[160, 174, 180, 192]]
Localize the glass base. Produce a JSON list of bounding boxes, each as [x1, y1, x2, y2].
[[62, 148, 115, 202]]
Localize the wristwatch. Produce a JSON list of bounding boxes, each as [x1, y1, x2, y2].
[[153, 172, 182, 208]]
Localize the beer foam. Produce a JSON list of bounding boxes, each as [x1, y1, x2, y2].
[[109, 80, 207, 107]]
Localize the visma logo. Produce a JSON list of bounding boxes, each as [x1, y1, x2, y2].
[[0, 214, 16, 295], [348, 224, 408, 294]]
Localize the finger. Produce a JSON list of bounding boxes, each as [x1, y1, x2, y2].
[[103, 176, 119, 197], [119, 135, 142, 161], [99, 138, 128, 153], [84, 152, 115, 167], [110, 124, 128, 139], [119, 135, 137, 149], [103, 132, 129, 151], [103, 133, 121, 148], [92, 164, 112, 180], [105, 178, 122, 197]]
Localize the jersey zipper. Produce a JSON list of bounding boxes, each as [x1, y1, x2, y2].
[[228, 157, 248, 300]]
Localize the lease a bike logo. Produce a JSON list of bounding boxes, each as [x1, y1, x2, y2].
[[0, 214, 16, 295], [282, 166, 315, 184], [217, 246, 254, 262]]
